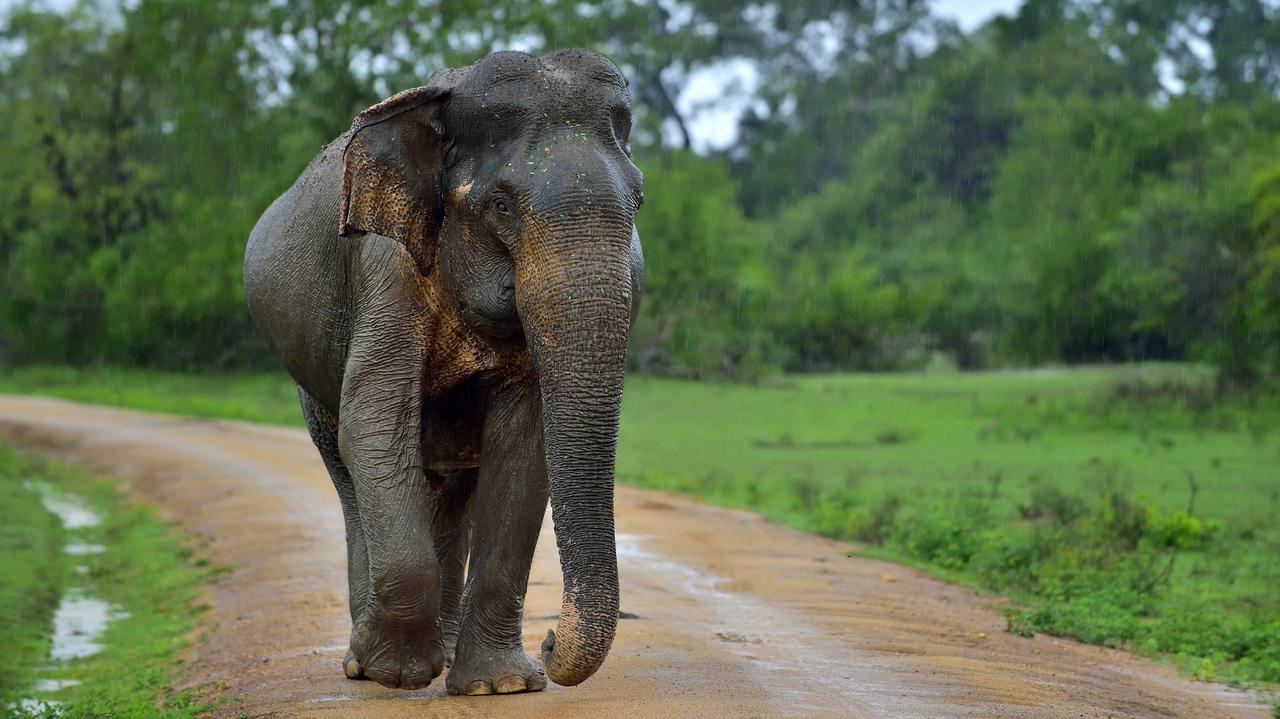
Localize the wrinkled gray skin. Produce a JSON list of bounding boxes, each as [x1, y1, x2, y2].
[[243, 50, 644, 695]]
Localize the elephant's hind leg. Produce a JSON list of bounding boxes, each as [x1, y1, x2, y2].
[[446, 383, 549, 696], [432, 470, 474, 665], [299, 387, 369, 681]]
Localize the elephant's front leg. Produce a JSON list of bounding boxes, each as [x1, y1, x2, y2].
[[446, 382, 550, 695], [338, 392, 447, 689], [337, 357, 447, 689]]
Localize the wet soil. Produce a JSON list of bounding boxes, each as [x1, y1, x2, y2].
[[0, 396, 1268, 718]]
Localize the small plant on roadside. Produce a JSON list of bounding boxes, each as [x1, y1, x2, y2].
[[851, 494, 901, 545], [1003, 607, 1035, 638], [1019, 482, 1087, 523]]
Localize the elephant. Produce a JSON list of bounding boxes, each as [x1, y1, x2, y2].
[[242, 49, 644, 695]]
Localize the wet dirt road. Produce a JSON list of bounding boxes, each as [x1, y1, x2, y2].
[[0, 395, 1268, 719]]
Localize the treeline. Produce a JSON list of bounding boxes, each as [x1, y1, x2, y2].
[[2, 0, 1279, 383]]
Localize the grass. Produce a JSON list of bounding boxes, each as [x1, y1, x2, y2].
[[618, 366, 1280, 687], [0, 366, 303, 427], [0, 452, 64, 703], [2, 363, 1278, 693], [0, 446, 215, 718]]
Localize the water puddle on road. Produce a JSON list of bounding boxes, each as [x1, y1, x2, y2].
[[31, 680, 81, 693], [27, 482, 102, 529], [50, 591, 129, 661], [10, 482, 129, 716], [615, 532, 951, 718]]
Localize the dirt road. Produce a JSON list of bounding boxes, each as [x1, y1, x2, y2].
[[0, 395, 1267, 718]]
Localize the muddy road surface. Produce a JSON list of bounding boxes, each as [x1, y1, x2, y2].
[[0, 396, 1267, 718]]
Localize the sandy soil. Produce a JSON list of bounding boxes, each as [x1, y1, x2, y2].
[[0, 395, 1268, 719]]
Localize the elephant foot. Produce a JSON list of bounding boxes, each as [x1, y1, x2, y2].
[[342, 649, 368, 680], [349, 616, 446, 690], [446, 645, 547, 696]]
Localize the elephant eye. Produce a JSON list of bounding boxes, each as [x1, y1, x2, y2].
[[493, 197, 511, 215]]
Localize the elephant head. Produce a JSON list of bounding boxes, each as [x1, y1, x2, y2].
[[337, 50, 644, 687]]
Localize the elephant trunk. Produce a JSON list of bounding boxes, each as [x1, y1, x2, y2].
[[516, 214, 633, 687]]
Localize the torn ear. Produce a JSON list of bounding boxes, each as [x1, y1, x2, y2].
[[339, 74, 460, 275]]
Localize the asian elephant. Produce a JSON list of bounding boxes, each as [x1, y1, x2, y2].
[[242, 49, 644, 695]]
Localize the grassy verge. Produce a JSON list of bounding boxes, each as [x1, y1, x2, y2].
[[2, 364, 1278, 692], [0, 446, 215, 718], [620, 366, 1280, 688], [0, 366, 303, 427], [0, 452, 64, 702]]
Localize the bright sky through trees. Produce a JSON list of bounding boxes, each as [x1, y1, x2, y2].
[[932, 0, 1022, 31]]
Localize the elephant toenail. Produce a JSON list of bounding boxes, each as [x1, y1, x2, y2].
[[466, 679, 494, 695], [494, 674, 528, 693], [343, 652, 364, 680]]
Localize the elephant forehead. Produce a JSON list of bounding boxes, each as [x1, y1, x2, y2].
[[463, 49, 624, 90], [451, 84, 621, 123], [451, 53, 627, 124]]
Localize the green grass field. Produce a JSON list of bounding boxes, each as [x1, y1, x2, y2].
[[618, 367, 1280, 688], [2, 364, 1278, 691], [0, 447, 215, 718]]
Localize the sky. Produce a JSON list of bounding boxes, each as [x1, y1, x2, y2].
[[932, 0, 1024, 32]]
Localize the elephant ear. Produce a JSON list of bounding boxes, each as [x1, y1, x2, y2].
[[338, 69, 465, 275]]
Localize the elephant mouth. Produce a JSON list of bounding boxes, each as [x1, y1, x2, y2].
[[469, 313, 524, 340]]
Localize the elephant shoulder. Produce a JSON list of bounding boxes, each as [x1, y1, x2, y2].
[[348, 233, 501, 401]]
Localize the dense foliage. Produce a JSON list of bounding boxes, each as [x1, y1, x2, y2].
[[1, 0, 1279, 383]]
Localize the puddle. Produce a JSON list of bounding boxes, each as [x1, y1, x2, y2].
[[50, 590, 130, 661], [25, 481, 102, 529], [14, 481, 127, 713], [9, 698, 62, 716], [32, 679, 81, 692], [64, 543, 105, 555]]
